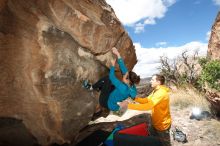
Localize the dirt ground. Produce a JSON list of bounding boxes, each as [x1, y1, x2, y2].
[[170, 106, 220, 146], [76, 105, 220, 146], [0, 105, 220, 146]]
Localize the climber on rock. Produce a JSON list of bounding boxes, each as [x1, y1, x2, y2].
[[83, 47, 140, 118]]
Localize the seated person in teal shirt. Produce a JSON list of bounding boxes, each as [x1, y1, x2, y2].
[[83, 47, 140, 114]]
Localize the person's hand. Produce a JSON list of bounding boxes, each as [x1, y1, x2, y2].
[[118, 100, 128, 109], [112, 47, 121, 58], [111, 58, 116, 66]]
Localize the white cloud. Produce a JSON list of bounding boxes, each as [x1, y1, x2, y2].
[[133, 42, 208, 78], [206, 31, 211, 41], [144, 18, 156, 25], [134, 23, 145, 33], [106, 0, 176, 26], [162, 0, 176, 6], [213, 0, 220, 5], [134, 19, 156, 33], [156, 41, 168, 46]]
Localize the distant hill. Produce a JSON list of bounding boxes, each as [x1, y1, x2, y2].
[[139, 77, 151, 86], [137, 77, 152, 97]]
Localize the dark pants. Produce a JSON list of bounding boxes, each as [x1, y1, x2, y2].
[[149, 124, 171, 146], [92, 76, 115, 109]]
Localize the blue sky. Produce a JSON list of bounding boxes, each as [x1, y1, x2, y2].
[[125, 0, 219, 47], [106, 0, 220, 78]]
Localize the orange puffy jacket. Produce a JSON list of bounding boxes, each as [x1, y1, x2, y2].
[[128, 85, 171, 131]]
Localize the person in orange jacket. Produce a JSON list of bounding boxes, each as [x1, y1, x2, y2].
[[119, 74, 171, 146]]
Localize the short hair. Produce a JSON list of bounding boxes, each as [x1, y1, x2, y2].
[[155, 74, 165, 85]]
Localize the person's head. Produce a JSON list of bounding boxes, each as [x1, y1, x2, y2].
[[150, 74, 165, 88], [123, 71, 140, 86]]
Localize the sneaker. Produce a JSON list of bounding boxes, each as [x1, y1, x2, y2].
[[82, 80, 93, 90]]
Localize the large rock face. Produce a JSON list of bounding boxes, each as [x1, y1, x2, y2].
[[207, 11, 220, 116], [0, 0, 137, 145], [208, 12, 220, 60]]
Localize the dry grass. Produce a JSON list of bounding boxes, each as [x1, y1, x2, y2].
[[170, 86, 210, 111]]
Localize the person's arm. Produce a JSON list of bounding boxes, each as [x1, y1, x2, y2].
[[109, 59, 126, 91], [129, 86, 137, 99], [117, 58, 128, 75], [128, 99, 154, 111], [134, 97, 149, 103], [128, 89, 167, 111], [112, 47, 128, 75]]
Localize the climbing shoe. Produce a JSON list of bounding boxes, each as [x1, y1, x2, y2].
[[82, 80, 93, 90]]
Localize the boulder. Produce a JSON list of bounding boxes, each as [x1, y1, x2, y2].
[[208, 12, 220, 60], [0, 0, 137, 145], [207, 11, 220, 116]]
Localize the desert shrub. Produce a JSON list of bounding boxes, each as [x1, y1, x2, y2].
[[159, 50, 201, 87], [198, 58, 220, 91]]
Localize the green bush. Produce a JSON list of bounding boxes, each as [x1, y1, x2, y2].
[[198, 58, 220, 91], [198, 57, 208, 67]]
